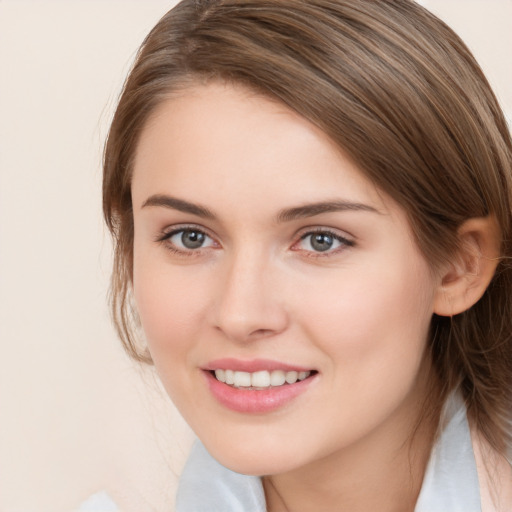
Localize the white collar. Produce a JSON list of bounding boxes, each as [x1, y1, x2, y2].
[[176, 393, 481, 511], [415, 392, 481, 511]]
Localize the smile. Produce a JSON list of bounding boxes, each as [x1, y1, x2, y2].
[[214, 369, 311, 388], [204, 362, 318, 413]]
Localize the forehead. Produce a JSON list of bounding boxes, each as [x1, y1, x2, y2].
[[131, 82, 392, 218]]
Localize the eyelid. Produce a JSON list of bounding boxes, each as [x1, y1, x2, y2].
[[154, 224, 354, 257], [156, 224, 220, 253], [157, 222, 212, 239], [296, 225, 355, 241], [291, 227, 355, 256]]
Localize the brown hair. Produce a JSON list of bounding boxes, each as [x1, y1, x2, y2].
[[103, 0, 512, 454]]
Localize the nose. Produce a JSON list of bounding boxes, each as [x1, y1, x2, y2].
[[212, 250, 289, 343]]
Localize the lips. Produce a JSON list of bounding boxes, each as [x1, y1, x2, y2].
[[204, 357, 312, 373], [202, 358, 318, 413]]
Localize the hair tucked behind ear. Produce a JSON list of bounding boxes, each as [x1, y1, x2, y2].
[[103, 0, 512, 453]]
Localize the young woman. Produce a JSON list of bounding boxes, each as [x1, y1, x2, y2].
[[103, 1, 512, 510]]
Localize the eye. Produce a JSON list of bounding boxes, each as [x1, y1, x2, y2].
[[295, 230, 354, 254], [161, 228, 216, 251]]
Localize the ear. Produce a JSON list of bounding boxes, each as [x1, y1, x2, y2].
[[433, 217, 500, 317]]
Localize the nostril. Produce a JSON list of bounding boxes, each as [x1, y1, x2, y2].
[[248, 328, 275, 338]]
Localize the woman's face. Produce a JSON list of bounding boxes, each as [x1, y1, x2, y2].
[[131, 82, 441, 476]]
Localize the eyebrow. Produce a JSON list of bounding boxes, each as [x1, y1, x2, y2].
[[276, 200, 380, 222], [141, 194, 379, 222], [142, 194, 215, 219]]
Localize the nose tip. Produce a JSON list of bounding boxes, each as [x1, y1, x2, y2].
[[212, 260, 288, 344], [214, 315, 283, 343]]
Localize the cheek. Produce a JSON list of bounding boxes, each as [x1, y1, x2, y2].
[[132, 251, 209, 362], [295, 257, 435, 382], [288, 262, 436, 445]]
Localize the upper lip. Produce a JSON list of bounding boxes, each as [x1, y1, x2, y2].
[[203, 358, 314, 373]]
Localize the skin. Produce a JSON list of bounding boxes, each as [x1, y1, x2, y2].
[[131, 82, 446, 511]]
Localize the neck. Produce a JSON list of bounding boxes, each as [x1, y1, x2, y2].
[[263, 374, 440, 512]]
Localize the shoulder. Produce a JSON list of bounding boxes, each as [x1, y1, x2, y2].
[[471, 427, 512, 512]]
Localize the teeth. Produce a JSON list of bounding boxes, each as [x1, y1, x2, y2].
[[285, 371, 298, 384], [251, 370, 270, 387], [234, 371, 251, 387], [214, 369, 311, 388], [270, 370, 286, 386], [225, 369, 234, 385]]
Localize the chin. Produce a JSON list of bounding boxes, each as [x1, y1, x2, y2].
[[213, 453, 294, 477], [201, 435, 307, 476]]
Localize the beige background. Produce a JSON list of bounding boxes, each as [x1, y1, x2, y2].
[[0, 1, 510, 511]]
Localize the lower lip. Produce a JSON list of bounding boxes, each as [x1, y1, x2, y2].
[[203, 371, 317, 413]]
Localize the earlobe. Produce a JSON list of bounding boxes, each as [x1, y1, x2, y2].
[[433, 217, 501, 317]]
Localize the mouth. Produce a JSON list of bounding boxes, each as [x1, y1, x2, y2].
[[210, 369, 315, 389], [203, 362, 318, 413]]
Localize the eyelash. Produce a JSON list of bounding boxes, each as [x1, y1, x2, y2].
[[156, 225, 217, 256], [292, 229, 355, 258], [156, 225, 355, 257]]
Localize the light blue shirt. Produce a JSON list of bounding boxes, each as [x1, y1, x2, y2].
[[176, 394, 481, 511]]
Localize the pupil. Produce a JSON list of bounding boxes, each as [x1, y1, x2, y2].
[[182, 230, 205, 249], [311, 233, 333, 252]]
